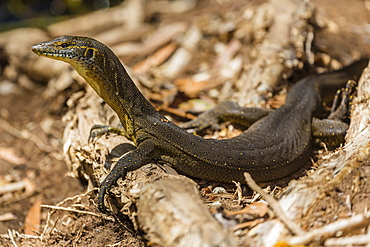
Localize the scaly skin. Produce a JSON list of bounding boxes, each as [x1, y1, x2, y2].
[[31, 36, 367, 213]]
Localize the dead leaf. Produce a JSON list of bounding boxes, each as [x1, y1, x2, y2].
[[178, 99, 214, 113], [224, 202, 269, 218], [175, 78, 210, 97], [24, 199, 41, 235], [231, 218, 265, 231], [133, 42, 178, 74]]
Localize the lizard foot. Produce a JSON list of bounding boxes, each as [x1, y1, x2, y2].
[[88, 125, 126, 143]]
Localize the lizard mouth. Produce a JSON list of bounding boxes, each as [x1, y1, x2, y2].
[[31, 43, 70, 59], [32, 43, 52, 55]]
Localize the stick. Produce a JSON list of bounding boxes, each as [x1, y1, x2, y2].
[[41, 205, 104, 218], [244, 172, 304, 235], [286, 212, 370, 245]]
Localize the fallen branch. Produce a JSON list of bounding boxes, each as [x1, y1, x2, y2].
[[286, 212, 370, 245], [236, 0, 314, 106], [137, 178, 237, 247], [325, 232, 370, 246]]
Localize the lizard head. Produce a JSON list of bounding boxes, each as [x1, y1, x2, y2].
[[32, 35, 119, 97], [31, 35, 101, 64]]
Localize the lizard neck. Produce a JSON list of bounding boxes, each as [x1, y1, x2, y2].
[[83, 56, 160, 142], [60, 37, 162, 142]]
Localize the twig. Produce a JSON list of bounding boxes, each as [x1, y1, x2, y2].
[[232, 181, 243, 205], [73, 223, 86, 246], [0, 181, 26, 194], [107, 241, 123, 247], [0, 212, 16, 221], [41, 188, 109, 240], [47, 217, 60, 238], [325, 234, 370, 246], [305, 26, 315, 66], [286, 211, 370, 245], [1, 230, 41, 240], [8, 229, 18, 247], [244, 172, 304, 235], [41, 205, 104, 217]]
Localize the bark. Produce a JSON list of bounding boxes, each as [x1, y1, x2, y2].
[[137, 178, 237, 247], [235, 0, 314, 106]]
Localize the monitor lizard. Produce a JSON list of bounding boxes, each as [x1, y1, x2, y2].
[[31, 36, 367, 213]]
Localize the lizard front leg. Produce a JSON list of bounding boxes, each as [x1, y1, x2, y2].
[[97, 140, 157, 213]]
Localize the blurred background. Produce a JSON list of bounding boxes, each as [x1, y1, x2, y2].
[[0, 0, 124, 31]]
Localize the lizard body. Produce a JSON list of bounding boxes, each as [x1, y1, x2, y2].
[[31, 36, 366, 213]]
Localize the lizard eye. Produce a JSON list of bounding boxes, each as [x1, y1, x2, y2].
[[61, 43, 68, 48], [84, 48, 95, 59]]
